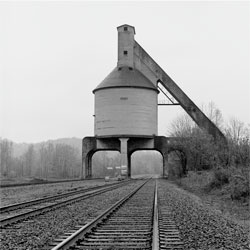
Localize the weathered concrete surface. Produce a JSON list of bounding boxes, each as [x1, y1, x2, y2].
[[81, 24, 225, 179], [133, 41, 225, 141], [93, 86, 158, 137], [82, 137, 120, 179], [117, 24, 135, 68], [82, 136, 187, 179], [115, 24, 225, 141]]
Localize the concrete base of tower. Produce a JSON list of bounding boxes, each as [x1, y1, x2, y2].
[[81, 136, 186, 179]]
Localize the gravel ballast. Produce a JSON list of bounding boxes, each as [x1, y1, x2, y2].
[[0, 179, 116, 206], [1, 179, 249, 250], [0, 181, 141, 250], [158, 179, 249, 250]]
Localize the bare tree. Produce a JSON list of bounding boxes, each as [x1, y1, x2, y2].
[[225, 118, 249, 144], [0, 139, 13, 177], [23, 144, 35, 177], [52, 143, 79, 178], [167, 110, 219, 173], [38, 143, 50, 178], [168, 113, 195, 137], [92, 151, 109, 177], [202, 101, 224, 129], [225, 118, 250, 166]]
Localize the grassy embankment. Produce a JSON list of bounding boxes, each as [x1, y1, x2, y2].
[[172, 169, 249, 230]]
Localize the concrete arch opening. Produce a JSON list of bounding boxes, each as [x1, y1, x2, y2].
[[82, 24, 226, 179], [130, 150, 163, 178], [167, 149, 187, 178], [91, 150, 121, 178]]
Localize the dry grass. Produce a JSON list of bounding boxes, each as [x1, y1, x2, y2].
[[175, 171, 250, 230]]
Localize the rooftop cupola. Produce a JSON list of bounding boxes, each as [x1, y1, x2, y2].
[[117, 24, 135, 68]]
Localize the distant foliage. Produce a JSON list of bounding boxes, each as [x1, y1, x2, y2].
[[168, 103, 250, 201], [208, 167, 230, 189], [167, 158, 184, 179], [0, 139, 81, 179], [169, 121, 218, 171], [131, 151, 162, 176], [37, 143, 81, 178], [0, 139, 13, 177], [229, 170, 249, 200], [91, 150, 162, 178], [207, 166, 249, 201], [201, 101, 224, 130], [225, 118, 250, 167], [92, 151, 121, 178]]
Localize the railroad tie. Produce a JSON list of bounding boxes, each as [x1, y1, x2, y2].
[[158, 207, 183, 250]]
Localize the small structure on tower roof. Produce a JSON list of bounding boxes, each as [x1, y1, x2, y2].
[[81, 24, 225, 179]]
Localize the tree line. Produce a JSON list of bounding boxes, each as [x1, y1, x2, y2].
[[1, 101, 249, 187], [168, 102, 249, 200], [0, 139, 162, 180], [0, 141, 81, 179], [168, 102, 250, 172]]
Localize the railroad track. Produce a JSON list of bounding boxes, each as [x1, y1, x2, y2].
[[0, 180, 134, 228], [0, 178, 103, 188], [0, 180, 131, 213], [49, 179, 183, 250]]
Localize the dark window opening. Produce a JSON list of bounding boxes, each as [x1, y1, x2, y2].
[[123, 51, 128, 55], [120, 97, 128, 100], [124, 27, 128, 31], [129, 67, 133, 70]]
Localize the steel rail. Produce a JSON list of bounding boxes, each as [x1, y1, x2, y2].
[[50, 178, 151, 250], [152, 180, 159, 250], [0, 178, 103, 188], [0, 180, 135, 228], [0, 180, 131, 213]]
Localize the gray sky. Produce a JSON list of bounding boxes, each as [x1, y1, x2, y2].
[[1, 1, 249, 143]]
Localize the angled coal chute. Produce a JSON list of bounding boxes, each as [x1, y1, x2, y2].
[[134, 41, 225, 141], [117, 24, 226, 141], [81, 24, 227, 179]]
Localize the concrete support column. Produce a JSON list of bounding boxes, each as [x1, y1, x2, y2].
[[127, 153, 131, 178], [82, 152, 93, 179], [82, 152, 87, 179], [86, 154, 92, 179], [119, 138, 129, 177], [82, 137, 96, 179], [162, 152, 168, 178]]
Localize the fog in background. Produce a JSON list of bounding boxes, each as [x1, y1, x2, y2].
[[1, 1, 249, 143]]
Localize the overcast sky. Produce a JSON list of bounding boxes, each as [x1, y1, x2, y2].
[[0, 1, 249, 143]]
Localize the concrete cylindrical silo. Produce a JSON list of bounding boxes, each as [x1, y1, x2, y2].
[[93, 66, 159, 138]]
